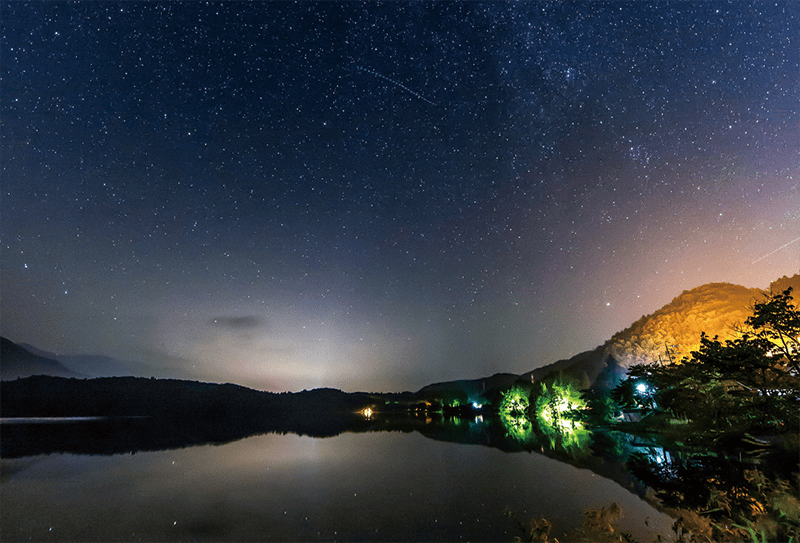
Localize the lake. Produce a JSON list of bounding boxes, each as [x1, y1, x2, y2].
[[1, 425, 676, 542]]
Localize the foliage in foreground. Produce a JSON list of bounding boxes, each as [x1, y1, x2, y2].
[[505, 502, 635, 543], [633, 452, 800, 542], [612, 287, 800, 437], [506, 481, 800, 543]]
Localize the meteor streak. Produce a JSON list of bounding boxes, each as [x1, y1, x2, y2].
[[356, 65, 437, 106], [752, 235, 800, 264]]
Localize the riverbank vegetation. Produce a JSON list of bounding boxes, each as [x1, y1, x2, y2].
[[500, 287, 799, 542]]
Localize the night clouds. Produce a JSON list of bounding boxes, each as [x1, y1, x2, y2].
[[210, 316, 266, 331]]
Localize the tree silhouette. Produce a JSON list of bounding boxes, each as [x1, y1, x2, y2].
[[613, 287, 800, 434], [745, 286, 800, 373]]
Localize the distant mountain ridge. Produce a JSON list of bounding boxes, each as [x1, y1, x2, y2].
[[1, 338, 84, 380], [18, 343, 168, 378], [418, 372, 520, 402], [521, 346, 612, 388]]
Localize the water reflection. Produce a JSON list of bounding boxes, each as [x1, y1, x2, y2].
[[626, 445, 800, 542], [0, 412, 742, 495], [1, 428, 676, 542], [499, 408, 593, 458], [2, 414, 795, 541]]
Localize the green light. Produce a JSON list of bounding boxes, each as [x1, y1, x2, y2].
[[533, 378, 591, 454], [499, 386, 530, 417], [500, 410, 534, 443]]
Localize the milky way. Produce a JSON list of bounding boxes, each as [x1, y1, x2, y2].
[[2, 1, 798, 392]]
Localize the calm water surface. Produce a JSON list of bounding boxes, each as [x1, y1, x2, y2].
[[1, 430, 675, 541]]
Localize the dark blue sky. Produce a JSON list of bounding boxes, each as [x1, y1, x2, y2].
[[2, 1, 798, 392]]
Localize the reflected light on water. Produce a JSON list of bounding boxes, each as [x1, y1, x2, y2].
[[1, 431, 677, 542]]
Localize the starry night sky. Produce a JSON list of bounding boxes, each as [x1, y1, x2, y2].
[[2, 1, 798, 392]]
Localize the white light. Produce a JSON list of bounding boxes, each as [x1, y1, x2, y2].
[[636, 383, 647, 393]]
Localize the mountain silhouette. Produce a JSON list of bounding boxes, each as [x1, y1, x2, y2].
[[418, 372, 520, 401], [18, 343, 171, 378], [1, 338, 84, 380]]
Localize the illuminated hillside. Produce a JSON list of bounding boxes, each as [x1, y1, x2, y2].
[[603, 274, 800, 369]]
